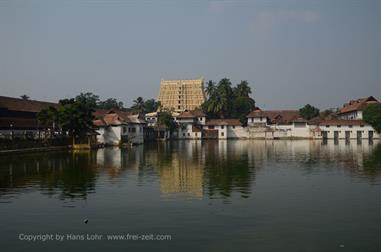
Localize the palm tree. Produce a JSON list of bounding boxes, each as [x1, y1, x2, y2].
[[132, 97, 146, 113], [205, 80, 216, 97], [20, 94, 30, 100], [234, 80, 251, 97]]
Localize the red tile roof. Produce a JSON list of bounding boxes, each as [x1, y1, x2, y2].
[[177, 110, 206, 119], [0, 96, 58, 113], [206, 119, 241, 126], [339, 96, 379, 114], [319, 119, 368, 126], [177, 110, 195, 119], [93, 111, 145, 127], [93, 109, 133, 119], [247, 109, 301, 124], [0, 117, 42, 129]]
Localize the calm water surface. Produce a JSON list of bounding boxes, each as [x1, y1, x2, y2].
[[1, 140, 381, 252]]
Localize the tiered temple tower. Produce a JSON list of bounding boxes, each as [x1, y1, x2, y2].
[[158, 78, 206, 112]]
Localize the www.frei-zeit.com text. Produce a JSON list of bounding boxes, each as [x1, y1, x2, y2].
[[18, 233, 172, 242]]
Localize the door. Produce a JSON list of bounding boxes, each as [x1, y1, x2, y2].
[[345, 131, 350, 140], [321, 131, 328, 140], [334, 131, 339, 140], [369, 131, 374, 140], [357, 131, 362, 140]]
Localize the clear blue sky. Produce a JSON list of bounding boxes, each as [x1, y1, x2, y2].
[[1, 0, 380, 109]]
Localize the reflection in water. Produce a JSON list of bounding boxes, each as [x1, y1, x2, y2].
[[1, 140, 381, 202], [0, 151, 97, 201]]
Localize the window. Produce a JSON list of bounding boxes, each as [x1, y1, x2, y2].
[[349, 125, 353, 128], [187, 133, 190, 136], [221, 125, 224, 129], [232, 126, 235, 129], [360, 125, 364, 127], [123, 127, 127, 133], [183, 133, 185, 137], [178, 106, 181, 109], [337, 125, 341, 128], [195, 133, 197, 137], [326, 125, 330, 128], [221, 132, 224, 137]]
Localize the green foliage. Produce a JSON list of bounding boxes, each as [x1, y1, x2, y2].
[[38, 93, 96, 137], [98, 98, 124, 110], [202, 78, 255, 120], [157, 110, 176, 132], [319, 108, 337, 120], [363, 104, 381, 133], [299, 104, 320, 120], [20, 94, 30, 100], [37, 106, 58, 129], [129, 97, 160, 113]]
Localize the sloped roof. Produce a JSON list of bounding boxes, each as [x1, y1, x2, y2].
[[339, 96, 379, 114], [0, 96, 58, 113], [93, 111, 145, 127], [247, 109, 301, 124], [0, 117, 42, 129], [93, 118, 107, 127], [177, 110, 206, 119], [125, 114, 146, 124], [318, 119, 368, 126], [177, 110, 195, 119], [103, 113, 124, 126], [206, 119, 241, 126], [93, 109, 133, 119]]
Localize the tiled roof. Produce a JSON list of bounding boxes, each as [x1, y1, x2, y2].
[[93, 118, 107, 127], [93, 109, 133, 119], [177, 110, 206, 119], [93, 111, 146, 127], [0, 96, 58, 113], [0, 117, 42, 129], [206, 119, 241, 126], [319, 119, 368, 126], [125, 114, 146, 124], [247, 109, 301, 124], [177, 110, 195, 119], [339, 96, 379, 114], [103, 113, 124, 126]]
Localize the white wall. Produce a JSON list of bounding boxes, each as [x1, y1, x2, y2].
[[314, 124, 379, 139], [178, 123, 202, 139], [127, 124, 144, 144], [227, 126, 248, 139]]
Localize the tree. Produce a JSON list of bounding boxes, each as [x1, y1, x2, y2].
[[299, 104, 320, 120], [233, 80, 251, 97], [37, 95, 96, 140], [205, 80, 216, 97], [319, 108, 337, 120], [20, 94, 30, 100], [202, 78, 255, 121], [144, 99, 160, 113], [131, 97, 146, 113], [37, 106, 59, 130], [98, 98, 124, 110], [76, 92, 99, 108], [363, 104, 381, 133], [157, 110, 176, 132], [58, 96, 96, 138]]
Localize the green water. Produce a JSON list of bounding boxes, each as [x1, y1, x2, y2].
[[1, 140, 381, 252]]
